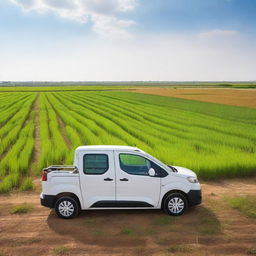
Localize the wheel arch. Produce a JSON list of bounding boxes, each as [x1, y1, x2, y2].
[[55, 192, 81, 209], [161, 189, 188, 209]]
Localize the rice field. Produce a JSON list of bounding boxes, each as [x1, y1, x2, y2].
[[0, 90, 256, 192]]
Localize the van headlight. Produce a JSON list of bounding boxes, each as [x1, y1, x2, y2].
[[187, 176, 198, 183]]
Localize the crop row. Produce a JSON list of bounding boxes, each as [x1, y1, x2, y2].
[[0, 93, 36, 192]]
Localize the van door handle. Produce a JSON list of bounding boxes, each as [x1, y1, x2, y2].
[[120, 178, 128, 181], [104, 178, 113, 181]]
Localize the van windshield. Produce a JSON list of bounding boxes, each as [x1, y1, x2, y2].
[[141, 151, 173, 173]]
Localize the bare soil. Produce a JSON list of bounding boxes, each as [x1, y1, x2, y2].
[[0, 178, 255, 256], [29, 94, 41, 174], [57, 117, 72, 150], [134, 88, 256, 108]]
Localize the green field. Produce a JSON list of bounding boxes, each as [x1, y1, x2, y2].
[[0, 90, 256, 192], [0, 81, 256, 92]]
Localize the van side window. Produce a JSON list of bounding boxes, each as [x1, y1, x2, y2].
[[119, 154, 151, 176], [83, 154, 109, 175]]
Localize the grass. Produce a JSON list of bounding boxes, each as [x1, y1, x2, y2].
[[10, 203, 34, 214], [0, 88, 255, 192], [227, 196, 256, 218], [20, 177, 34, 191], [197, 207, 222, 235], [53, 246, 69, 255], [247, 248, 256, 255], [93, 230, 107, 236], [120, 227, 134, 235], [152, 216, 176, 226], [166, 245, 193, 253], [198, 219, 221, 235], [14, 238, 41, 246], [83, 218, 96, 224]]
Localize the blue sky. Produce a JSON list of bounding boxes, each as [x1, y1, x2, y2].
[[0, 0, 256, 81], [134, 0, 256, 36]]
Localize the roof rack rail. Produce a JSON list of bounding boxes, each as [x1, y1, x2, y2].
[[43, 165, 78, 173]]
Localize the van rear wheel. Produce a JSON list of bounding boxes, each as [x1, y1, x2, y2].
[[55, 196, 79, 219], [163, 193, 187, 216]]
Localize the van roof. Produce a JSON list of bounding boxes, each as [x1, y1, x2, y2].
[[75, 145, 143, 152]]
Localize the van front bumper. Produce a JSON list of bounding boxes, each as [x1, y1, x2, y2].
[[40, 193, 55, 208], [187, 189, 202, 206]]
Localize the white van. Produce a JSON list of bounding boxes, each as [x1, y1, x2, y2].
[[40, 146, 201, 219]]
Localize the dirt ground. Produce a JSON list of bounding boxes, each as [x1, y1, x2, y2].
[[0, 178, 255, 256], [134, 88, 256, 108]]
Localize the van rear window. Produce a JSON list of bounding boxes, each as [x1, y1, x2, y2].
[[83, 154, 109, 175]]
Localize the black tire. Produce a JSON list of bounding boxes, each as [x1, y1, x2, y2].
[[163, 193, 187, 216], [55, 196, 79, 219]]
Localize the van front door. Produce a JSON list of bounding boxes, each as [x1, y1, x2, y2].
[[79, 150, 115, 208], [114, 152, 161, 207]]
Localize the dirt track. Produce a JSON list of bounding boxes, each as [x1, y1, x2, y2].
[[134, 88, 256, 108], [0, 178, 255, 256]]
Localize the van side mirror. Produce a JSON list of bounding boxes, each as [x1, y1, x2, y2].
[[148, 168, 156, 177]]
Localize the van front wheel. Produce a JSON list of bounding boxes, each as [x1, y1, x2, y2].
[[163, 193, 187, 216], [55, 196, 79, 219]]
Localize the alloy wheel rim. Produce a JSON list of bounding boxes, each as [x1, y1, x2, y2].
[[168, 197, 184, 214], [58, 200, 74, 217]]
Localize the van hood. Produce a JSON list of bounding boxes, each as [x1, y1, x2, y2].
[[168, 165, 197, 178]]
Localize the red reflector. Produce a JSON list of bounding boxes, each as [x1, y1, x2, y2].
[[42, 171, 47, 181]]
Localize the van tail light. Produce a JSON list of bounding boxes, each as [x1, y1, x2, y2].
[[42, 170, 48, 181]]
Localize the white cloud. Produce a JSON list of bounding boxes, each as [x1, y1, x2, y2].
[[198, 29, 239, 39], [9, 0, 136, 39], [91, 15, 135, 39]]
